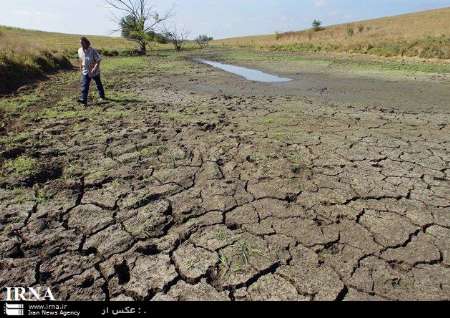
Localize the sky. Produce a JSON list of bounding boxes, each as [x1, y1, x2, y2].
[[1, 0, 450, 39]]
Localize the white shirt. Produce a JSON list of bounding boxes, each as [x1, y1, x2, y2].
[[78, 47, 102, 77]]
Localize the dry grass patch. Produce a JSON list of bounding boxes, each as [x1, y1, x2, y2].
[[214, 7, 450, 59]]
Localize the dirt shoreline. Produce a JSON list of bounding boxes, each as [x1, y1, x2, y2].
[[1, 51, 449, 301], [186, 49, 450, 114]]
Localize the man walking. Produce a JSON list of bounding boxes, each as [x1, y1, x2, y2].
[[78, 37, 106, 105]]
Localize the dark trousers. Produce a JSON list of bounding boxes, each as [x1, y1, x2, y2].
[[81, 74, 105, 102]]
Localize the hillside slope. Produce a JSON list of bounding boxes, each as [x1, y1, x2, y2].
[[0, 26, 135, 94], [215, 7, 450, 59], [0, 26, 135, 56]]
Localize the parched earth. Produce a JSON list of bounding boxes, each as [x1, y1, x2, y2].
[[1, 52, 449, 301]]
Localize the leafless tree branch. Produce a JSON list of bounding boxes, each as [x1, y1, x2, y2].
[[163, 25, 190, 51]]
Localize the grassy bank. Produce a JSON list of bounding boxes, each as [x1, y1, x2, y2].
[[214, 7, 450, 59], [0, 48, 73, 94], [0, 26, 135, 55], [0, 26, 136, 94], [204, 48, 450, 76]]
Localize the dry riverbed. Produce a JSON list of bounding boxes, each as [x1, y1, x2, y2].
[[1, 50, 449, 301]]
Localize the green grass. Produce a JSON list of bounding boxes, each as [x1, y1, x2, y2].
[[34, 188, 51, 204], [2, 156, 38, 177], [0, 56, 152, 145], [328, 55, 450, 74], [0, 132, 32, 147], [101, 56, 149, 72], [0, 25, 200, 94], [0, 94, 41, 112], [0, 25, 138, 94], [0, 49, 73, 94], [218, 239, 270, 277], [214, 48, 450, 75], [30, 105, 133, 122], [250, 36, 450, 60]]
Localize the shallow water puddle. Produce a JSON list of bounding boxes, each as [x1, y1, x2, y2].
[[197, 59, 292, 83]]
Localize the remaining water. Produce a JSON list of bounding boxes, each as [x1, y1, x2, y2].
[[197, 59, 292, 83]]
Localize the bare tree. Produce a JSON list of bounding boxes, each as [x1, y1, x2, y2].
[[195, 35, 213, 49], [163, 26, 190, 51], [106, 0, 172, 54]]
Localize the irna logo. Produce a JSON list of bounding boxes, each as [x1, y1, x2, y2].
[[4, 287, 55, 301]]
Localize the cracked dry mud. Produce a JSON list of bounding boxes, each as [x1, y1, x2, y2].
[[1, 53, 449, 301]]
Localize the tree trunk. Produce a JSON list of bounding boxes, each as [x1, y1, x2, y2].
[[139, 41, 147, 55]]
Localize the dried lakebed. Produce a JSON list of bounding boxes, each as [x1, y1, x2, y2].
[[0, 53, 449, 301]]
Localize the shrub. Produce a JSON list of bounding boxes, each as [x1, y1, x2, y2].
[[164, 28, 190, 51], [419, 44, 448, 59], [312, 20, 323, 32], [119, 49, 141, 57], [98, 49, 120, 57], [358, 25, 364, 33], [346, 25, 354, 37], [98, 49, 110, 56], [195, 34, 213, 48]]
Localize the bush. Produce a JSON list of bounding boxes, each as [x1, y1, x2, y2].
[[119, 49, 141, 57], [195, 34, 213, 48], [419, 43, 449, 59], [346, 25, 354, 37], [164, 29, 190, 51], [312, 20, 323, 32], [358, 25, 364, 33], [98, 49, 120, 57]]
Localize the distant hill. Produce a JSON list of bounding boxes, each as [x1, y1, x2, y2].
[[214, 7, 450, 59]]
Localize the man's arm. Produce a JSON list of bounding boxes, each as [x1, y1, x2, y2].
[[91, 60, 101, 75], [89, 50, 102, 76]]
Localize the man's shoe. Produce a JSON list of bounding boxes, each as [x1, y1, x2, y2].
[[77, 99, 88, 106], [99, 97, 107, 102]]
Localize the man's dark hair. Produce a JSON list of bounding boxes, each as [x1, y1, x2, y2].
[[80, 37, 91, 47]]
